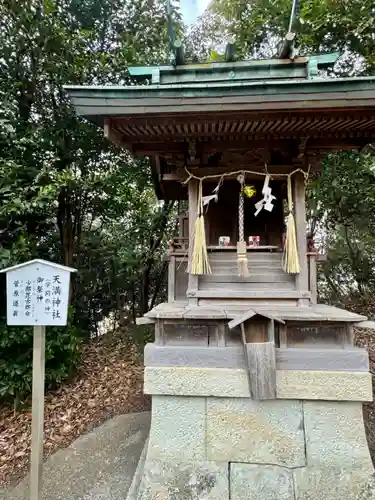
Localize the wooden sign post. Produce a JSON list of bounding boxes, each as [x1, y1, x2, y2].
[[0, 259, 77, 500]]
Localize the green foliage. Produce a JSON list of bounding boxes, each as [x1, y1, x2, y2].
[[0, 313, 81, 405], [197, 0, 375, 310], [308, 150, 375, 301], [198, 0, 375, 68], [129, 325, 155, 357], [0, 0, 177, 403], [1, 0, 375, 405]]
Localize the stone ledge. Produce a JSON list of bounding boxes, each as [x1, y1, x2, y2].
[[277, 370, 373, 401], [144, 367, 373, 402], [144, 366, 250, 398]]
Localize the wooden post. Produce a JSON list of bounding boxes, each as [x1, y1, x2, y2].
[[267, 319, 275, 343], [308, 254, 318, 304], [30, 325, 46, 500], [247, 342, 276, 400], [344, 324, 355, 348], [168, 256, 176, 303], [188, 179, 199, 305], [155, 319, 164, 345], [216, 321, 226, 346], [293, 173, 309, 297], [279, 324, 288, 348]]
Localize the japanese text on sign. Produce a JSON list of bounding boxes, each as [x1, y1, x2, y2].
[[5, 262, 71, 326]]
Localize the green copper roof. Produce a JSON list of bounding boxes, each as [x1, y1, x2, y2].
[[126, 52, 341, 84], [65, 74, 375, 127]]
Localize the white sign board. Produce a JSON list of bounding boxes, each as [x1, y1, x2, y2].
[[2, 260, 76, 326]]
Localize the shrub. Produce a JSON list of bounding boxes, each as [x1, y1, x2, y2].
[[0, 312, 82, 407]]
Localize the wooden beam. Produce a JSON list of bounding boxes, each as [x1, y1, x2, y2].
[[111, 109, 375, 130], [189, 290, 311, 299], [162, 165, 305, 183], [123, 137, 373, 158], [293, 172, 309, 296], [104, 118, 133, 151], [136, 317, 156, 325], [247, 342, 276, 400], [228, 309, 285, 330], [228, 310, 256, 330], [276, 347, 369, 371]]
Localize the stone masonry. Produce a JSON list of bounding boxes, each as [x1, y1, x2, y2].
[[128, 396, 375, 500]]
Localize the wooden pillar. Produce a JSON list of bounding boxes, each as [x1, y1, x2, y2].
[[279, 324, 288, 348], [30, 326, 46, 500], [344, 324, 355, 348], [308, 254, 317, 304], [267, 319, 275, 343], [293, 173, 309, 297], [188, 179, 198, 305], [168, 256, 176, 303]]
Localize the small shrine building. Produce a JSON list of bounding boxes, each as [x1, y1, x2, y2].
[[66, 50, 375, 500]]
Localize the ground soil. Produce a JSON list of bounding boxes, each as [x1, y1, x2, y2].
[[356, 327, 375, 464], [1, 327, 375, 488], [0, 329, 150, 487]]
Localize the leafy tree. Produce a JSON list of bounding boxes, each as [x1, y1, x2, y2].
[[200, 0, 375, 309], [0, 0, 176, 403]]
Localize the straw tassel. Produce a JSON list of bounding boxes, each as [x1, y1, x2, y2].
[[191, 180, 211, 275], [283, 176, 300, 274], [237, 174, 249, 277]]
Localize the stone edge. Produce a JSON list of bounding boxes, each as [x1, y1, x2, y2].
[[126, 436, 149, 500], [144, 366, 373, 402]]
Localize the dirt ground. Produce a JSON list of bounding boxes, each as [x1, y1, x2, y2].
[[0, 330, 150, 487], [1, 327, 375, 488], [356, 327, 375, 464]]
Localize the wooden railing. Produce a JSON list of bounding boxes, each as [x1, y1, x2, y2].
[[168, 237, 189, 255], [307, 252, 327, 304]]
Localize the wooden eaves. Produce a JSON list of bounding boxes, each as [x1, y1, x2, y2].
[[65, 52, 375, 199]]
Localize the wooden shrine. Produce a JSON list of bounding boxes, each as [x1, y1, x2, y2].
[[66, 50, 375, 500]]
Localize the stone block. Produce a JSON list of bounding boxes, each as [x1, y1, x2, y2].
[[206, 398, 306, 467], [294, 467, 375, 500], [230, 463, 294, 500], [277, 370, 372, 402], [147, 396, 205, 461], [144, 367, 250, 397], [137, 460, 229, 500], [303, 401, 373, 468], [145, 366, 373, 401]]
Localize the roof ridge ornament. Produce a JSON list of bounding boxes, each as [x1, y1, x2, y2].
[[278, 0, 300, 59]]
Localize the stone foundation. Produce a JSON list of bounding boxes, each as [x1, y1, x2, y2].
[[126, 360, 374, 500]]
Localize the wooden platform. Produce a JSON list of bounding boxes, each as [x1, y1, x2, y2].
[[144, 302, 367, 323]]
